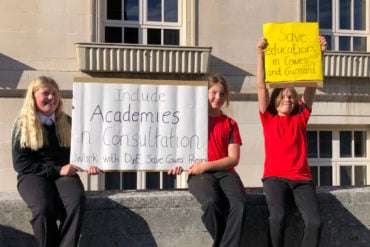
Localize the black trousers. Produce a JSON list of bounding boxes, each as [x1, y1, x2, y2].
[[263, 177, 322, 247], [18, 175, 86, 247], [188, 171, 247, 247]]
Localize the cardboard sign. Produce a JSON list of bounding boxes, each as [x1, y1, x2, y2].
[[70, 77, 208, 171], [263, 22, 323, 88]]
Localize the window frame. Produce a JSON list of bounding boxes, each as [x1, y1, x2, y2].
[[104, 171, 187, 190], [303, 0, 370, 51], [307, 128, 369, 186], [338, 163, 368, 186], [101, 0, 184, 45]]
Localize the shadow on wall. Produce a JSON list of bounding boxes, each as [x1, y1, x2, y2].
[[0, 53, 34, 88], [241, 187, 370, 247], [79, 193, 157, 247], [241, 191, 270, 246], [208, 55, 254, 93], [316, 187, 370, 247], [317, 77, 370, 99], [0, 225, 37, 247]]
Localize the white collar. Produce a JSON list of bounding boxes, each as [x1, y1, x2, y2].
[[37, 112, 55, 125]]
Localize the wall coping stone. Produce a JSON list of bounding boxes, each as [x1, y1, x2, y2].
[[0, 187, 369, 247]]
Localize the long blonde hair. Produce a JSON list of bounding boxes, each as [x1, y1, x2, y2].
[[13, 76, 71, 150]]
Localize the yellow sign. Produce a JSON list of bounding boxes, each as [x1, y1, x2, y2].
[[263, 22, 323, 85]]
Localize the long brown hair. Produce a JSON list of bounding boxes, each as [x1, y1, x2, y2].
[[270, 88, 299, 109], [208, 72, 230, 107]]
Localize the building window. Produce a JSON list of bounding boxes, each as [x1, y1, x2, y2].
[[307, 130, 368, 186], [105, 172, 137, 190], [340, 131, 367, 158], [310, 166, 333, 186], [338, 130, 367, 186], [340, 165, 367, 185], [340, 165, 352, 185], [307, 131, 332, 158], [354, 131, 367, 157], [305, 0, 369, 51], [104, 0, 182, 45], [307, 131, 333, 186], [354, 165, 367, 185], [146, 172, 160, 189], [147, 0, 178, 22], [340, 131, 352, 157], [105, 171, 178, 190]]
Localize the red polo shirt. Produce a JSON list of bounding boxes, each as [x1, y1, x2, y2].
[[260, 102, 312, 180]]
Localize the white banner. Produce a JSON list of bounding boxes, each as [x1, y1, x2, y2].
[[70, 79, 208, 170]]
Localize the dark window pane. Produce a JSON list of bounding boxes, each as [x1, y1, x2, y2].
[[310, 166, 318, 186], [164, 0, 178, 22], [306, 0, 317, 22], [122, 172, 137, 189], [354, 166, 367, 185], [339, 36, 351, 51], [164, 29, 179, 45], [148, 0, 161, 21], [353, 37, 367, 51], [107, 0, 122, 20], [354, 0, 366, 30], [340, 131, 352, 157], [163, 172, 176, 189], [324, 35, 332, 50], [105, 26, 122, 43], [320, 166, 332, 186], [340, 0, 351, 29], [340, 166, 352, 185], [307, 131, 318, 158], [124, 0, 139, 21], [319, 131, 332, 158], [146, 172, 160, 189], [148, 28, 161, 44], [105, 172, 121, 190], [124, 27, 139, 44], [319, 0, 332, 29], [354, 131, 366, 157]]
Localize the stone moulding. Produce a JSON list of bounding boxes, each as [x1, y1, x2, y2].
[[75, 43, 212, 74]]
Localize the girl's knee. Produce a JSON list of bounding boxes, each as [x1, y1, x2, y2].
[[201, 197, 226, 213], [305, 215, 322, 230], [269, 211, 287, 226], [229, 198, 247, 213], [32, 199, 55, 218], [67, 192, 86, 210]]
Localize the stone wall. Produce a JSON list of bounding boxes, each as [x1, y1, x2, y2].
[[0, 187, 369, 247]]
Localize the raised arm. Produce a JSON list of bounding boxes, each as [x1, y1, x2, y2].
[[302, 36, 327, 109], [256, 37, 270, 113], [302, 87, 316, 110]]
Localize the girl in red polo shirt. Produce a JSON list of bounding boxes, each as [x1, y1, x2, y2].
[[256, 36, 327, 247], [169, 73, 247, 247]]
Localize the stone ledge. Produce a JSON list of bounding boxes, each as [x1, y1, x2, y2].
[[0, 187, 369, 247]]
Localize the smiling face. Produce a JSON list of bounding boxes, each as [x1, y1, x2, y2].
[[208, 82, 226, 116], [34, 85, 60, 116], [275, 88, 298, 116]]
